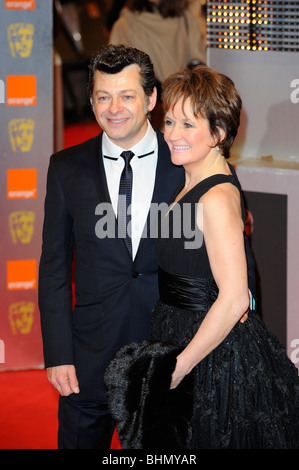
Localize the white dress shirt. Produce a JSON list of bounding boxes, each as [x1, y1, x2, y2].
[[102, 121, 158, 259]]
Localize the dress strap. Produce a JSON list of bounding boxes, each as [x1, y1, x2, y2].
[[182, 167, 246, 223], [181, 173, 235, 204]]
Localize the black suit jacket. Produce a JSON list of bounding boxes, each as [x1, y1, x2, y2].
[[38, 127, 184, 401]]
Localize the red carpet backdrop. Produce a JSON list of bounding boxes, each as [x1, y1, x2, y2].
[[1, 0, 298, 451], [0, 118, 122, 450], [0, 1, 53, 371]]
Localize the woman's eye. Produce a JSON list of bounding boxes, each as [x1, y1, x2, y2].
[[184, 122, 193, 128], [164, 119, 173, 126]]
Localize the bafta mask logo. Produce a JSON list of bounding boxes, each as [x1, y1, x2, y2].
[[7, 23, 34, 58], [9, 118, 35, 152], [9, 301, 35, 335], [9, 210, 35, 244]]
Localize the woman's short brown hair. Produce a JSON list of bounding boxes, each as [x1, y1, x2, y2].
[[162, 65, 242, 159]]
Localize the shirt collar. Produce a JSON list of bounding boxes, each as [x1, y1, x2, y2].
[[102, 120, 156, 161]]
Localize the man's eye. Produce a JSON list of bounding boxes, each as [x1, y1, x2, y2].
[[97, 96, 108, 102], [123, 95, 133, 100]]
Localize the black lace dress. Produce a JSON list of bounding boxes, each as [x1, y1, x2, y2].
[[151, 170, 299, 449]]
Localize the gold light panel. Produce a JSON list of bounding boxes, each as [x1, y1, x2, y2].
[[207, 1, 299, 52]]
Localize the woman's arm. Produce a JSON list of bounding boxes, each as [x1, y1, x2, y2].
[[171, 183, 249, 389]]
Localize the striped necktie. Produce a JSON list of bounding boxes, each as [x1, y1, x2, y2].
[[118, 150, 134, 256]]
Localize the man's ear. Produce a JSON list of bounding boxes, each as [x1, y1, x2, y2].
[[147, 87, 157, 112]]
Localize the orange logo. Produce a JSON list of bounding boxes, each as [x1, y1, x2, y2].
[[7, 168, 37, 199], [7, 259, 37, 290], [6, 75, 36, 106], [5, 1, 35, 9]]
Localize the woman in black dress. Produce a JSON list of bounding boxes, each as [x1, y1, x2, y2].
[[151, 65, 299, 449]]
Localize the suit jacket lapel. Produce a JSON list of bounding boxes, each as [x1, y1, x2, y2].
[[151, 128, 174, 205], [94, 132, 112, 205], [137, 129, 174, 254]]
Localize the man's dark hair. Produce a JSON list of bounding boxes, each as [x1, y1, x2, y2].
[[88, 44, 156, 100]]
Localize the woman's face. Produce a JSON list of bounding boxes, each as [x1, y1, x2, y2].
[[164, 97, 216, 168]]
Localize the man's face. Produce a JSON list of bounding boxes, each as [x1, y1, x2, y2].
[[91, 65, 157, 149]]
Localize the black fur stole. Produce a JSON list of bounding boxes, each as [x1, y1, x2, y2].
[[104, 340, 194, 449]]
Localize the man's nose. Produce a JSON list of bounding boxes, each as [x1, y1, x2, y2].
[[109, 97, 123, 114]]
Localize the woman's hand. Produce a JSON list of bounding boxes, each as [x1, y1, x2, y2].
[[240, 308, 249, 323], [170, 354, 190, 390]]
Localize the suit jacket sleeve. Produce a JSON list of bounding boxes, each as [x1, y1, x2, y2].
[[38, 154, 74, 368]]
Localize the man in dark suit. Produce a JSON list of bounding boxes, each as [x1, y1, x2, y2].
[[38, 44, 184, 449]]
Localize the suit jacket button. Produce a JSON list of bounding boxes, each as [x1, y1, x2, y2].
[[132, 271, 139, 278]]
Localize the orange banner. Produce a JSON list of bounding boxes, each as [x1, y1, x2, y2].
[[7, 259, 37, 291], [7, 168, 37, 199], [5, 1, 35, 10], [6, 75, 36, 106]]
